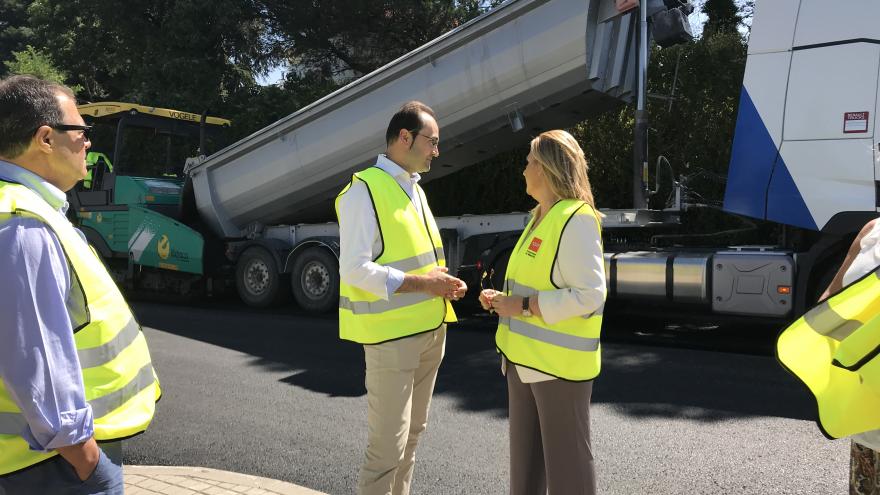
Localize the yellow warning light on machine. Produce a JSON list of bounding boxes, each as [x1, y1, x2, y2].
[[777, 285, 792, 295]]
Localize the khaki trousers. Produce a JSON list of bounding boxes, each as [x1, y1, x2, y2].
[[358, 324, 446, 495], [507, 366, 596, 495]]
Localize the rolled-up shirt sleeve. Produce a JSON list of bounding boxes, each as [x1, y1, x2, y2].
[[337, 180, 404, 299], [537, 213, 606, 325], [0, 218, 94, 451]]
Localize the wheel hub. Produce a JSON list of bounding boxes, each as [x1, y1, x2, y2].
[[302, 261, 330, 300], [245, 260, 270, 295]]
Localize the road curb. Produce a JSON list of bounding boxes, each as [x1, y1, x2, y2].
[[124, 465, 327, 495]]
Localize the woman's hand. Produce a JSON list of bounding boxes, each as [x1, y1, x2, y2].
[[488, 293, 522, 318], [480, 289, 502, 312]]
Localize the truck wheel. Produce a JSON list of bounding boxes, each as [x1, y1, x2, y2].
[[236, 247, 283, 307], [291, 247, 339, 313]]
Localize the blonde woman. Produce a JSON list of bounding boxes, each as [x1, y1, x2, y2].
[[480, 130, 606, 495]]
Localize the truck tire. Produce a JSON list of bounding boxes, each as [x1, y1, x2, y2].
[[291, 247, 339, 313], [236, 247, 284, 308]]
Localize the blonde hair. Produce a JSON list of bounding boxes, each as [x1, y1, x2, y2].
[[529, 130, 596, 209]]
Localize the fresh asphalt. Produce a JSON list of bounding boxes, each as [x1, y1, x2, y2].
[[124, 300, 849, 494]]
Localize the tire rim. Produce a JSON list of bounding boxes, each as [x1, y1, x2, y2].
[[301, 260, 330, 300], [245, 259, 270, 295]]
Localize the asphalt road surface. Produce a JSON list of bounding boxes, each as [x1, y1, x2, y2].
[[124, 301, 849, 494]]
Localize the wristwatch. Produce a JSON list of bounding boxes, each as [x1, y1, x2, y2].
[[521, 296, 532, 317]]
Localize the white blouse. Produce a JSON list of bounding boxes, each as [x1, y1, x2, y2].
[[841, 219, 880, 450], [842, 220, 880, 287], [503, 210, 607, 383]]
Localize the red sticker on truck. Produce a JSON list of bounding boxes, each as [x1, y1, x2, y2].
[[843, 111, 869, 133]]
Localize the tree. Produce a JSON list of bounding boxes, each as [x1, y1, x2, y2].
[[0, 0, 34, 77], [20, 0, 502, 145], [258, 0, 499, 81], [28, 0, 273, 111], [4, 45, 81, 92], [702, 0, 741, 36], [582, 30, 746, 210]]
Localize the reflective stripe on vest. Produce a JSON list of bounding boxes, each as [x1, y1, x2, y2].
[[499, 317, 600, 352], [506, 280, 604, 318], [0, 414, 27, 436], [0, 181, 161, 476], [76, 317, 142, 369], [777, 266, 880, 439], [495, 199, 604, 381], [386, 249, 446, 274], [339, 292, 435, 315], [336, 167, 456, 344], [0, 361, 155, 436]]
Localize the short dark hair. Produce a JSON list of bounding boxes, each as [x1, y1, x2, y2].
[[0, 75, 75, 158], [385, 101, 436, 146]]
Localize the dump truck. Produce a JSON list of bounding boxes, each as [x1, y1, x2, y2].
[[70, 0, 879, 325], [70, 0, 642, 311]]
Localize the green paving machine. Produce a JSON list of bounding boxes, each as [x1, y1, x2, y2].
[[69, 102, 231, 295]]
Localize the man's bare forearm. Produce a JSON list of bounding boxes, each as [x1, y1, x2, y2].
[[395, 267, 465, 299], [396, 273, 427, 293], [57, 437, 100, 481]]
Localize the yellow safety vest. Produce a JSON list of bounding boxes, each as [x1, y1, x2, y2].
[[777, 265, 880, 439], [0, 181, 161, 476], [495, 199, 604, 381], [336, 167, 456, 344]]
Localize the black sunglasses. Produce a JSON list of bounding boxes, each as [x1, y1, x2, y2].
[[49, 124, 93, 140]]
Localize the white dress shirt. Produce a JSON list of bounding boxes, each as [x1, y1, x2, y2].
[[504, 210, 607, 383], [337, 155, 423, 299]]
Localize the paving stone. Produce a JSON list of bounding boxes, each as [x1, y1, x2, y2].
[[178, 478, 213, 491], [203, 485, 238, 495], [158, 484, 197, 495]]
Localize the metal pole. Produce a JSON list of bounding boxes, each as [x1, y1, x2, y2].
[[199, 110, 208, 156], [114, 115, 126, 175], [632, 0, 649, 210]]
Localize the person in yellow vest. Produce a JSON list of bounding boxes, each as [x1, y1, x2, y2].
[[480, 130, 605, 495], [815, 218, 880, 494], [0, 75, 161, 494], [336, 101, 466, 495]]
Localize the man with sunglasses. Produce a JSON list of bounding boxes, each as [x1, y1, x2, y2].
[[0, 75, 161, 494], [336, 101, 466, 495]]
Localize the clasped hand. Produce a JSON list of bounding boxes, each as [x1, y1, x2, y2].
[[479, 290, 520, 317], [425, 266, 467, 301]]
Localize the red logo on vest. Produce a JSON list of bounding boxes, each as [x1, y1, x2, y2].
[[526, 237, 542, 258]]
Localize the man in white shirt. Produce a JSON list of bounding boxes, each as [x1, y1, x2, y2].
[[336, 101, 466, 495]]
